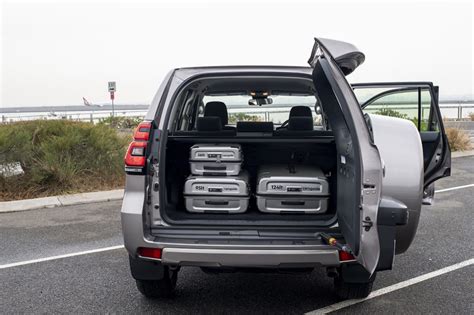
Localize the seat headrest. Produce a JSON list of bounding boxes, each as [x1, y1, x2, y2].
[[204, 101, 228, 126], [289, 106, 312, 118], [237, 121, 274, 132], [288, 117, 314, 131], [196, 117, 222, 131]]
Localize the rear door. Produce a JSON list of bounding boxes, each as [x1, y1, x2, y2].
[[352, 83, 451, 188], [308, 38, 383, 274]]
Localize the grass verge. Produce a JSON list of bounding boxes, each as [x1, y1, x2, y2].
[[0, 120, 130, 201]]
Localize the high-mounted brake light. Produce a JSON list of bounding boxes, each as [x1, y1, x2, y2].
[[138, 247, 162, 259]]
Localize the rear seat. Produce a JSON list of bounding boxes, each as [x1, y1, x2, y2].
[[173, 116, 236, 136], [274, 116, 324, 136], [196, 116, 236, 135], [204, 101, 236, 131], [173, 116, 331, 138], [274, 105, 323, 136], [287, 117, 313, 131]]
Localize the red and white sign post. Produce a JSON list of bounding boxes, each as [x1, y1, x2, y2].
[[108, 81, 116, 117]]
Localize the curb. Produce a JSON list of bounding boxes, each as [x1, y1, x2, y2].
[[0, 189, 124, 213], [451, 150, 474, 158]]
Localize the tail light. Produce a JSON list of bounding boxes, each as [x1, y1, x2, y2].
[[124, 121, 153, 173], [125, 141, 147, 167], [133, 121, 152, 141], [138, 247, 162, 260], [339, 250, 355, 261]]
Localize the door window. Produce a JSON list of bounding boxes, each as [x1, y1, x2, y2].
[[354, 87, 439, 132]]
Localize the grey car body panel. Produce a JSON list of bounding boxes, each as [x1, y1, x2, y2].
[[121, 39, 447, 275], [145, 70, 174, 121], [308, 38, 365, 75], [170, 66, 312, 81], [121, 175, 152, 255], [122, 210, 342, 265], [368, 114, 424, 253], [310, 38, 383, 274], [161, 248, 340, 268]]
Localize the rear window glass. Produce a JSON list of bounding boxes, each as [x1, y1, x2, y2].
[[202, 94, 321, 125]]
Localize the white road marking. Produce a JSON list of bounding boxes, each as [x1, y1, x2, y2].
[[0, 245, 124, 270], [306, 257, 474, 315], [435, 183, 474, 193]]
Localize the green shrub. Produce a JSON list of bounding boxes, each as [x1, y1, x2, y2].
[[98, 116, 142, 129], [0, 120, 129, 200], [374, 108, 409, 119], [228, 113, 262, 124]]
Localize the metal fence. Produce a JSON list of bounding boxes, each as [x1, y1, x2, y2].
[[1, 109, 148, 124], [1, 102, 474, 124]]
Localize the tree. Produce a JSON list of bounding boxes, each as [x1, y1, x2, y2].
[[228, 113, 262, 124]]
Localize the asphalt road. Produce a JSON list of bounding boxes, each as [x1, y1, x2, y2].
[[1, 156, 473, 314]]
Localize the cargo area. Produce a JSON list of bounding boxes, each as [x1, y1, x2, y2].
[[153, 74, 351, 228], [160, 138, 338, 226]]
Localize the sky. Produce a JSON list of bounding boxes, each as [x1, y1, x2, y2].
[[1, 0, 473, 108]]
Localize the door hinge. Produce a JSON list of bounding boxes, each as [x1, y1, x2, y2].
[[362, 216, 373, 231]]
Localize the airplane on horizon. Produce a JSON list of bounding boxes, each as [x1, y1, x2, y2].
[[83, 97, 104, 107]]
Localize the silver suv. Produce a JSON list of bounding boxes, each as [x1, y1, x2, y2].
[[121, 38, 451, 299]]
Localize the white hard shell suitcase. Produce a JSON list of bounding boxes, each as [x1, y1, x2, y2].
[[256, 165, 330, 214], [184, 171, 249, 213], [189, 144, 243, 176]]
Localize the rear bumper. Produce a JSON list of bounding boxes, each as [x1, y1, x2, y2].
[[161, 248, 339, 268], [122, 211, 341, 268]]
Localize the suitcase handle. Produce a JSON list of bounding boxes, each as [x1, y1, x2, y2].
[[281, 200, 305, 206], [203, 165, 226, 171], [205, 200, 229, 205]]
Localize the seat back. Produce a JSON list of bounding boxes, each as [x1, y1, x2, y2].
[[289, 106, 312, 118], [185, 116, 236, 136], [237, 122, 274, 133], [196, 116, 222, 131], [204, 101, 234, 128], [288, 117, 314, 131]]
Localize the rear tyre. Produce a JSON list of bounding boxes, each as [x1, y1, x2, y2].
[[136, 267, 178, 298], [334, 276, 374, 299]]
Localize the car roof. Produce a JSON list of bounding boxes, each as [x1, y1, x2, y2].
[[173, 66, 313, 80]]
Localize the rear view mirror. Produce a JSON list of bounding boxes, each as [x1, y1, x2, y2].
[[248, 98, 273, 106], [249, 91, 273, 106]]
